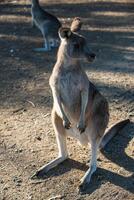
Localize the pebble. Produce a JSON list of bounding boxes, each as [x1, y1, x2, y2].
[[10, 49, 14, 53], [35, 136, 42, 141], [0, 180, 4, 184], [15, 148, 23, 153], [3, 186, 8, 190]]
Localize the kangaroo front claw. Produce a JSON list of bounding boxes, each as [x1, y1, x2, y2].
[[63, 118, 71, 129], [77, 123, 86, 133]]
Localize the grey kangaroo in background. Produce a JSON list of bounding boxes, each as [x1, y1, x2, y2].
[[31, 19, 130, 192], [31, 0, 61, 51]]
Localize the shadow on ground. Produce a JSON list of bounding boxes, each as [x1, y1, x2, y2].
[[0, 1, 134, 109]]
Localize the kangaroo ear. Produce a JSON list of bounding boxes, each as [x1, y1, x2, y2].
[[70, 17, 82, 32], [59, 27, 72, 39]]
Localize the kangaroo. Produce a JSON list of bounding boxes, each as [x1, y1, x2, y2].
[[31, 0, 61, 51], [31, 21, 130, 191]]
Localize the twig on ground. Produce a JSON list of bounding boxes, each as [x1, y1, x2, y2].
[[12, 107, 26, 113], [30, 180, 47, 185], [26, 100, 36, 107], [48, 195, 65, 200], [44, 113, 51, 118]]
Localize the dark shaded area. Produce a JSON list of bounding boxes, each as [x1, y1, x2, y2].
[[101, 122, 134, 171], [1, 1, 134, 16], [0, 1, 134, 109]]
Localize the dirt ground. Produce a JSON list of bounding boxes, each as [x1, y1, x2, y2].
[[0, 0, 134, 199]]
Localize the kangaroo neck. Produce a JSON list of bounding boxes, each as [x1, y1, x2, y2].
[[56, 43, 80, 69], [32, 0, 40, 6]]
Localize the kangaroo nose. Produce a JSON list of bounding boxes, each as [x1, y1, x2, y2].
[[90, 53, 96, 59]]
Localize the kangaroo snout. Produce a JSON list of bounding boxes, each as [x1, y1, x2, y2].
[[90, 53, 96, 59], [86, 52, 96, 62]]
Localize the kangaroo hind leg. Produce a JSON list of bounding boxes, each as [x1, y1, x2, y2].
[[31, 108, 68, 179], [79, 134, 102, 192]]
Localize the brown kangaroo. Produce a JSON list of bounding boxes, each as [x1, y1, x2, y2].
[[31, 20, 130, 192]]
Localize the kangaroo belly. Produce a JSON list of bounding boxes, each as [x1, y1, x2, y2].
[[61, 89, 80, 111], [60, 71, 81, 109], [60, 82, 81, 121]]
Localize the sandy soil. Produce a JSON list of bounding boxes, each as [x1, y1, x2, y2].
[[0, 0, 134, 199]]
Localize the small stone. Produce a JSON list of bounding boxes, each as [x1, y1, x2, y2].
[[31, 149, 36, 153], [18, 148, 23, 153], [129, 113, 133, 117], [32, 164, 36, 167], [0, 180, 4, 184], [3, 186, 8, 190], [10, 49, 14, 53], [50, 147, 54, 151], [27, 195, 32, 200], [16, 183, 21, 187], [35, 136, 41, 141], [14, 148, 23, 153], [97, 158, 102, 162]]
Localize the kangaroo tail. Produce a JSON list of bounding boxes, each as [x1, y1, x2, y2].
[[99, 119, 130, 150]]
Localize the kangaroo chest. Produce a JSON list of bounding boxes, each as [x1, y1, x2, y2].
[[59, 69, 83, 108]]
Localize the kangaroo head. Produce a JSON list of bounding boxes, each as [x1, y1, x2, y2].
[[58, 24, 95, 62]]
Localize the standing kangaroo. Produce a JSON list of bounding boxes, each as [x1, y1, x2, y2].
[[31, 0, 61, 51], [32, 20, 130, 191]]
